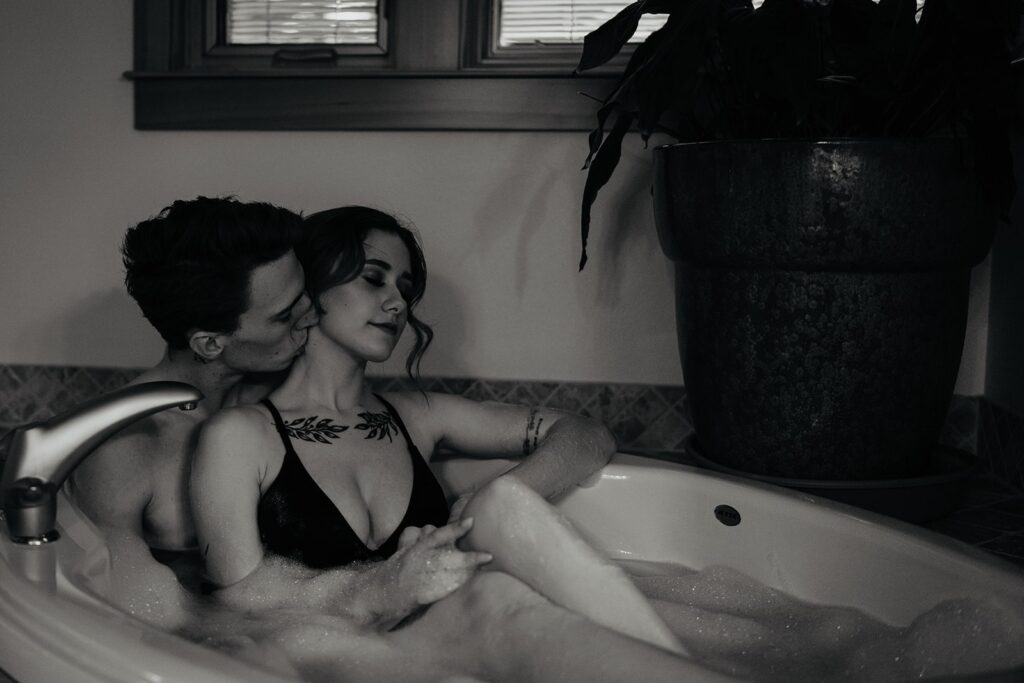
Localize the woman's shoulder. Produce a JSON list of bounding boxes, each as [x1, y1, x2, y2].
[[374, 390, 452, 442], [376, 389, 463, 418], [199, 402, 277, 449], [377, 390, 492, 433], [208, 401, 273, 427]]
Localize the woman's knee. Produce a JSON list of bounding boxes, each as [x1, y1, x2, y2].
[[464, 476, 525, 517], [462, 476, 547, 543]]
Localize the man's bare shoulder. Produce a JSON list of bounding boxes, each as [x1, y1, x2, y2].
[[77, 413, 171, 472], [67, 416, 168, 531]]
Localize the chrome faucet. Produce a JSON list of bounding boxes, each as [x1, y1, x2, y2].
[[0, 381, 203, 544]]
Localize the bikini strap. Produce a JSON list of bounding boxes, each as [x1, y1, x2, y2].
[[373, 394, 417, 451], [260, 398, 293, 451]]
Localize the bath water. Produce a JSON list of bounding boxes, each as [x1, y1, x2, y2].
[[148, 551, 1024, 681], [616, 559, 1024, 682]]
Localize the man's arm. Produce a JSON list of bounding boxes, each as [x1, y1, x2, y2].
[[67, 432, 195, 629], [68, 430, 153, 535], [191, 408, 490, 628]]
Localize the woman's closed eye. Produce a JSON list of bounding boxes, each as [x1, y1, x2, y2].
[[362, 266, 386, 287], [363, 270, 414, 302]]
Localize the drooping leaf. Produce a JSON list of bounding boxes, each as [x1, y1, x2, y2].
[[577, 0, 685, 73], [579, 112, 635, 270], [583, 100, 618, 170], [635, 0, 718, 140], [577, 1, 650, 73]]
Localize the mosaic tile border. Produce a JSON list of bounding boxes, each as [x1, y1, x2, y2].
[[0, 364, 695, 456], [0, 364, 1017, 488], [2, 364, 1022, 567]]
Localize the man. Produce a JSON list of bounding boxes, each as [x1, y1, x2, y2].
[[68, 196, 317, 627]]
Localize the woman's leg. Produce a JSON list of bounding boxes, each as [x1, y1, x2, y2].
[[457, 476, 686, 655]]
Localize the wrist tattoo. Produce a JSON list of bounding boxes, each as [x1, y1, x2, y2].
[[523, 408, 543, 455]]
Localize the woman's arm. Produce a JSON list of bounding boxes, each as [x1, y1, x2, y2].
[[190, 408, 489, 627], [399, 392, 616, 503]]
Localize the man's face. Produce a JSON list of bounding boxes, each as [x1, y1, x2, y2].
[[219, 250, 317, 373]]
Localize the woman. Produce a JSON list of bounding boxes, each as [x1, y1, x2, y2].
[[190, 207, 733, 681]]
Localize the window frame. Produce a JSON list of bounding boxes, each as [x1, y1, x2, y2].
[[128, 0, 625, 131]]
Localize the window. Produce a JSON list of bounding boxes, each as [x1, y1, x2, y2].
[[496, 0, 666, 46], [226, 1, 382, 45], [128, 0, 653, 131]]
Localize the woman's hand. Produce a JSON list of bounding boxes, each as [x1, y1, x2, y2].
[[391, 518, 492, 606], [447, 493, 473, 524]]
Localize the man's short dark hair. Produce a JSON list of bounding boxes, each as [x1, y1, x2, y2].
[[122, 196, 303, 349]]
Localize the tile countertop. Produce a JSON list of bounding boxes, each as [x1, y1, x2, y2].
[[621, 448, 1024, 570]]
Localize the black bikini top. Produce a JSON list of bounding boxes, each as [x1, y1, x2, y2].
[[256, 395, 450, 568]]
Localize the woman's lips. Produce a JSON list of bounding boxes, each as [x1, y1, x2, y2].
[[369, 322, 399, 336]]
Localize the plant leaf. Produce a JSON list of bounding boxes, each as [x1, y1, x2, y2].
[[579, 112, 635, 270], [577, 1, 649, 73], [583, 100, 617, 170], [576, 0, 687, 73]]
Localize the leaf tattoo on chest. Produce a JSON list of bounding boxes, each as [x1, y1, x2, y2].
[[283, 411, 397, 445], [284, 416, 349, 444], [355, 411, 398, 442]]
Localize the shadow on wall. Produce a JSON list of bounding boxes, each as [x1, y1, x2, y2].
[[592, 157, 659, 307], [470, 135, 664, 306], [473, 140, 561, 298], [417, 270, 472, 376]]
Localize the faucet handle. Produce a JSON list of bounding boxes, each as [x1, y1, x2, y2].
[[2, 477, 59, 544]]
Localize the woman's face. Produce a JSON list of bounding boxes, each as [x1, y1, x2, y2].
[[317, 229, 414, 363]]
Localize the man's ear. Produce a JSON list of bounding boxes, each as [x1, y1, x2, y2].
[[188, 331, 226, 363]]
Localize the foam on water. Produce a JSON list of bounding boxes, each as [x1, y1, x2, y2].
[[127, 550, 1024, 681], [617, 559, 1024, 682]]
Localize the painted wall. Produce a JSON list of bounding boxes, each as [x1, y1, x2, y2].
[[0, 1, 991, 393]]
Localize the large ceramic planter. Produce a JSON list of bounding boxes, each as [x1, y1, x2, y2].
[[653, 139, 994, 480]]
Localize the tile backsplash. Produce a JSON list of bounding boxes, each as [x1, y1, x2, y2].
[[0, 364, 693, 451], [0, 363, 1018, 492]]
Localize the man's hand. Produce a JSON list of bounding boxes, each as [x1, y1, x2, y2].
[[391, 518, 492, 606]]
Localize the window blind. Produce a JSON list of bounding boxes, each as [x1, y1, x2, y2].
[[227, 0, 380, 45], [497, 0, 669, 46]]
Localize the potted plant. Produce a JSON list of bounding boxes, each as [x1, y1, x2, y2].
[[576, 0, 1021, 482]]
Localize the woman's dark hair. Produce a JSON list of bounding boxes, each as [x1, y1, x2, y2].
[[298, 206, 433, 381], [122, 196, 303, 349]]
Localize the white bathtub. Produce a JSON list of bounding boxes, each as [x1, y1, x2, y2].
[[2, 453, 1023, 682]]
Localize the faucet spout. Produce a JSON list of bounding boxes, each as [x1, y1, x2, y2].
[[1, 381, 203, 543]]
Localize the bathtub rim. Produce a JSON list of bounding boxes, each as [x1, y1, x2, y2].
[[436, 450, 1024, 586], [0, 451, 1022, 683]]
